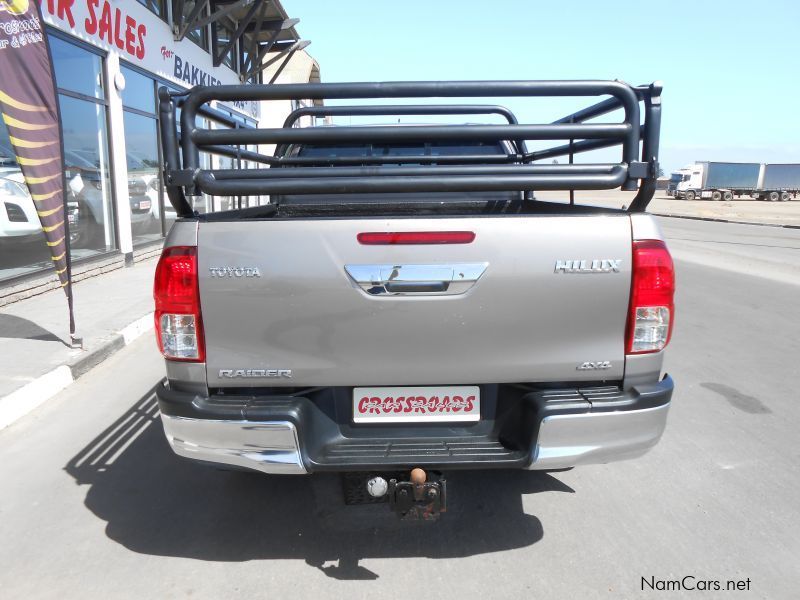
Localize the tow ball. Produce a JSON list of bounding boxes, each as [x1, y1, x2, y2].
[[368, 468, 447, 520]]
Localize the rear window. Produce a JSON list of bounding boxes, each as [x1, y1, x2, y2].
[[296, 141, 506, 160]]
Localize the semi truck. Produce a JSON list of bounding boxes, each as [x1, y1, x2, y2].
[[673, 161, 800, 201], [666, 168, 690, 197]]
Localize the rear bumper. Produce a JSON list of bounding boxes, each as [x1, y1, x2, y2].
[[530, 401, 670, 469], [161, 417, 306, 474], [156, 375, 673, 474]]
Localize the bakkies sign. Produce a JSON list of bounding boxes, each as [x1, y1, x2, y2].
[[171, 52, 257, 117], [37, 0, 258, 118]]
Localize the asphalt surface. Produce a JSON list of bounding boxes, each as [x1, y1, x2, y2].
[[1, 217, 798, 599]]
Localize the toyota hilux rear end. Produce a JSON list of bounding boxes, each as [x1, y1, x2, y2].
[[153, 80, 673, 517]]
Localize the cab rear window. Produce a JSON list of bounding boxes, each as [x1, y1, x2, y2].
[[296, 141, 506, 159]]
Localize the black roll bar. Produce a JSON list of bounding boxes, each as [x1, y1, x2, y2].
[[195, 165, 627, 196], [278, 103, 528, 155], [282, 103, 520, 128], [158, 80, 661, 217], [191, 123, 631, 146]]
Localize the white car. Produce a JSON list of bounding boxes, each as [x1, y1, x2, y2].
[[0, 168, 42, 244]]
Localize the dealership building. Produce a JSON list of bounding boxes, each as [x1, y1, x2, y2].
[[0, 0, 318, 302]]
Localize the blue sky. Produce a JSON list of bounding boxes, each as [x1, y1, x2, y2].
[[282, 0, 798, 174]]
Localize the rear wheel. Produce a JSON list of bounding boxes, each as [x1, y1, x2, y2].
[[684, 190, 696, 201], [722, 191, 733, 201], [768, 191, 781, 202], [780, 192, 791, 202], [711, 190, 723, 201]]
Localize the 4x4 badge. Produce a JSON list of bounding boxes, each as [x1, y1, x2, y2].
[[577, 361, 612, 370]]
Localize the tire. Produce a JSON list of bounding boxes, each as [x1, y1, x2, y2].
[[780, 192, 791, 202], [684, 190, 696, 201], [711, 190, 723, 201], [722, 191, 733, 201], [768, 191, 780, 202]]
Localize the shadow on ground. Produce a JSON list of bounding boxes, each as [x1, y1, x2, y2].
[[66, 385, 573, 580], [0, 313, 67, 345]]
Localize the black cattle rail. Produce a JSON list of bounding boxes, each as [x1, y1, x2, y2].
[[158, 80, 662, 217]]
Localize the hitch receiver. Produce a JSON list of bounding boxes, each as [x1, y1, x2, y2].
[[388, 472, 447, 520]]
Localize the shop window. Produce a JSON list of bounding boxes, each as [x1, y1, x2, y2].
[[121, 67, 179, 245], [121, 66, 156, 114], [60, 95, 116, 256], [0, 35, 115, 284], [123, 112, 163, 246], [136, 0, 166, 20], [49, 35, 104, 100]]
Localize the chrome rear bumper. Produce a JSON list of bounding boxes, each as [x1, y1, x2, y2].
[[157, 376, 672, 474], [527, 401, 670, 470], [161, 416, 307, 474]]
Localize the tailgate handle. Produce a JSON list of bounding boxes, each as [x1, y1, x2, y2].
[[385, 281, 449, 293], [345, 263, 488, 296]]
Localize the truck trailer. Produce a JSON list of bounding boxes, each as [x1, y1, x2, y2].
[[674, 161, 800, 201]]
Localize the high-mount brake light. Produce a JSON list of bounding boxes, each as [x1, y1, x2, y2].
[[153, 246, 205, 362], [626, 239, 675, 354], [357, 231, 475, 245]]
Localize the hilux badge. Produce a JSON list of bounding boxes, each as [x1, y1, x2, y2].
[[554, 259, 622, 273]]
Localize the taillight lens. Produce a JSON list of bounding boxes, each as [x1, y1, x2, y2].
[[153, 246, 205, 362], [626, 239, 675, 354]]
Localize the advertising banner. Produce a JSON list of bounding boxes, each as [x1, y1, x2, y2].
[[0, 0, 76, 338]]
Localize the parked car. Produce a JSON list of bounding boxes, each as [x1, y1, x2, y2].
[[0, 168, 43, 246], [153, 81, 674, 519]]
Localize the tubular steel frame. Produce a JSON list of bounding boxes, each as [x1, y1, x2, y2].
[[159, 80, 662, 217]]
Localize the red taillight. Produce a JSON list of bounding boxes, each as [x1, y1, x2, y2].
[[357, 231, 475, 245], [626, 239, 675, 354], [153, 246, 205, 362]]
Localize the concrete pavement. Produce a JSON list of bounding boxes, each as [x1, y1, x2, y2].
[[0, 257, 156, 427], [0, 218, 798, 598]]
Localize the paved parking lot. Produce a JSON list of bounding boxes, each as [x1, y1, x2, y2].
[[0, 217, 798, 599]]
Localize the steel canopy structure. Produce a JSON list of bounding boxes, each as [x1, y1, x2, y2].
[[172, 0, 308, 82]]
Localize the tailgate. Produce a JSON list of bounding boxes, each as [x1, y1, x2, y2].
[[198, 215, 632, 387]]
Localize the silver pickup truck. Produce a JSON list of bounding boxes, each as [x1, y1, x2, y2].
[[153, 81, 674, 518]]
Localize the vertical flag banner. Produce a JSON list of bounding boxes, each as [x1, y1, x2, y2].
[[0, 0, 76, 337]]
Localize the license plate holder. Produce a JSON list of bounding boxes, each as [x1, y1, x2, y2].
[[353, 386, 480, 424]]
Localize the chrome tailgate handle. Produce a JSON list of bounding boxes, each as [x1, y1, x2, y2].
[[385, 281, 449, 294], [345, 263, 488, 296]]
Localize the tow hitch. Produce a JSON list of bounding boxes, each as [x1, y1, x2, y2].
[[385, 468, 447, 520], [343, 468, 447, 520]]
